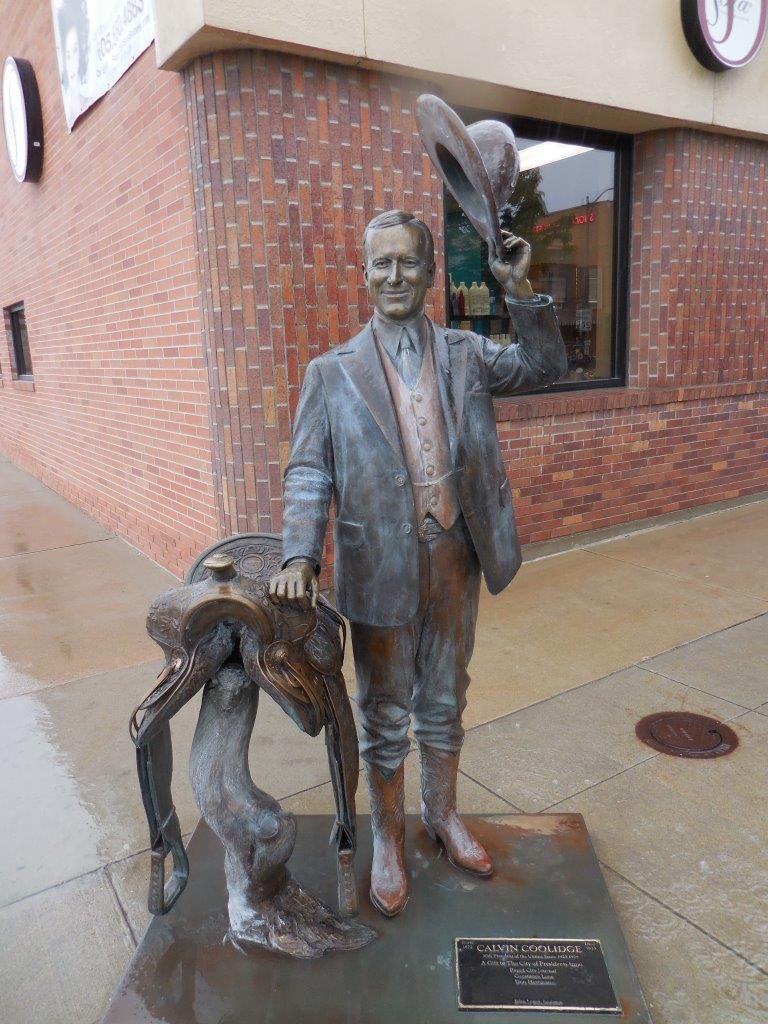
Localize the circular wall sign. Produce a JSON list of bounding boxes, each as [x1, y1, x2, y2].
[[682, 0, 768, 71], [2, 57, 44, 183]]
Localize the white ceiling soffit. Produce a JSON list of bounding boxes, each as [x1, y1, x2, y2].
[[518, 142, 593, 172]]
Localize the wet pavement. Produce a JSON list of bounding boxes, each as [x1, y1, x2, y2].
[[1, 455, 767, 1024]]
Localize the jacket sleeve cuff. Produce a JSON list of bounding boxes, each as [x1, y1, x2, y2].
[[505, 293, 554, 312], [504, 293, 568, 384], [281, 555, 320, 573]]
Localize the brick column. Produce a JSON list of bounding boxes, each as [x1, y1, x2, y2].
[[628, 129, 768, 389], [183, 50, 445, 542]]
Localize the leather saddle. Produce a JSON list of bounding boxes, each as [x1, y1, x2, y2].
[[129, 535, 360, 918]]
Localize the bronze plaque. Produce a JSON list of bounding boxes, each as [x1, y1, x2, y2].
[[455, 937, 621, 1013]]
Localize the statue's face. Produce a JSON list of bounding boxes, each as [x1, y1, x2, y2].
[[364, 224, 435, 322]]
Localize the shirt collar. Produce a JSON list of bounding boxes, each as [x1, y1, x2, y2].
[[372, 309, 427, 359]]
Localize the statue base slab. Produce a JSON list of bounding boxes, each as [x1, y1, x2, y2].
[[102, 814, 652, 1023]]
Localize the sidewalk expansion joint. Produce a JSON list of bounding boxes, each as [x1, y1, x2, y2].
[[0, 536, 115, 561], [541, 753, 662, 813], [0, 831, 194, 913], [600, 863, 768, 980], [584, 547, 768, 604], [0, 657, 164, 705], [635, 606, 768, 668], [105, 864, 139, 948], [635, 665, 757, 713], [455, 769, 524, 813], [463, 608, 767, 737], [539, 704, 755, 811]]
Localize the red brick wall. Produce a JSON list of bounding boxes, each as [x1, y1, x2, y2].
[[0, 1, 217, 576], [184, 51, 768, 556], [499, 389, 768, 542], [629, 130, 767, 388], [183, 51, 445, 545], [500, 127, 768, 542]]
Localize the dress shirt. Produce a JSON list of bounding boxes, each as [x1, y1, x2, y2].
[[372, 310, 427, 389]]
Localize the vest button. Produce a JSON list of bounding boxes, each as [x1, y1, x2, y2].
[[401, 523, 413, 535], [430, 495, 439, 507], [418, 416, 427, 426], [423, 441, 433, 452], [395, 474, 407, 487], [426, 465, 435, 477], [412, 393, 423, 402]]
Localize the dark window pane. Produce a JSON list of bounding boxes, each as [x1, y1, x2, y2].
[[445, 118, 625, 391], [10, 304, 33, 377]]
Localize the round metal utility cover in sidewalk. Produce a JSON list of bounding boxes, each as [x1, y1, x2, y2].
[[635, 712, 739, 759]]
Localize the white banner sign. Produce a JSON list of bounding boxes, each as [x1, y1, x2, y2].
[[51, 0, 154, 131]]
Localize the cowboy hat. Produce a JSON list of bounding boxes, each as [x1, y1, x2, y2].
[[415, 94, 520, 258]]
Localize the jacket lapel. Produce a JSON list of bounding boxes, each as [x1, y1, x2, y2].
[[338, 323, 403, 456], [432, 322, 467, 460]]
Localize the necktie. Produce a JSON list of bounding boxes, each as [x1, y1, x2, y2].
[[397, 327, 421, 388]]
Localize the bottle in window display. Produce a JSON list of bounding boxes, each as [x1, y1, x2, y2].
[[468, 281, 481, 316], [450, 281, 460, 319], [457, 283, 467, 317]]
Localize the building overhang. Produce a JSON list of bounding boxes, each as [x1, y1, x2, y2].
[[153, 0, 768, 140]]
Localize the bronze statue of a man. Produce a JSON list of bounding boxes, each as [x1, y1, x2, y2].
[[269, 209, 566, 917]]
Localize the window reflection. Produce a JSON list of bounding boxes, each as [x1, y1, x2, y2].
[[445, 124, 619, 387]]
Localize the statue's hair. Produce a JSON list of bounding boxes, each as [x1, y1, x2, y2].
[[362, 210, 435, 266]]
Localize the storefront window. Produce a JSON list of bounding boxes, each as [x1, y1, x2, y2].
[[445, 114, 630, 390]]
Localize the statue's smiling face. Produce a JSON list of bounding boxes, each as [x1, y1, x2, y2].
[[364, 224, 435, 322]]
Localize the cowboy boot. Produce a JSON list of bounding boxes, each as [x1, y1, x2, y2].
[[366, 761, 409, 917], [419, 744, 493, 877]]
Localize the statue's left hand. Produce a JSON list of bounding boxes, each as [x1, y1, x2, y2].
[[488, 230, 534, 301]]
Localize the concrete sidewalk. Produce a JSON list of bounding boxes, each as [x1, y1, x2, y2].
[[0, 452, 766, 1024]]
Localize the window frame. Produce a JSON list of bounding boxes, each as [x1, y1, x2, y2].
[[444, 108, 633, 394], [6, 302, 34, 380]]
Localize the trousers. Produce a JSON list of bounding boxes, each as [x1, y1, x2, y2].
[[350, 516, 482, 777]]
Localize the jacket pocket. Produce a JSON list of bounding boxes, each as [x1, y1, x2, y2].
[[336, 519, 364, 548]]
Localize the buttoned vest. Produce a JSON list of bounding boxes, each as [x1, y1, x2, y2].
[[377, 329, 461, 533]]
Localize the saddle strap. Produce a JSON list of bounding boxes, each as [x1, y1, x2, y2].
[[322, 671, 361, 917], [136, 721, 190, 915]]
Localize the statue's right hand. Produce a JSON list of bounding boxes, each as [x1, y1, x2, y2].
[[268, 559, 318, 610]]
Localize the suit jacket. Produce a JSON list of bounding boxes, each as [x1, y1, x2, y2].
[[282, 295, 567, 627]]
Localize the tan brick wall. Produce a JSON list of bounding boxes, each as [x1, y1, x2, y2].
[[0, 1, 218, 576]]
